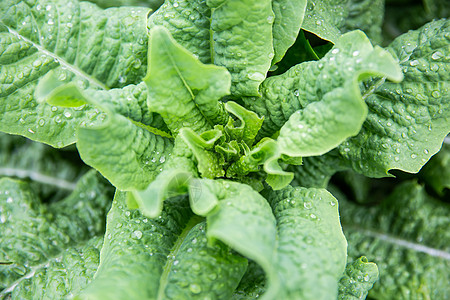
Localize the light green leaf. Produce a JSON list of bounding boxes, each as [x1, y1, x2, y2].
[[226, 138, 294, 190], [36, 73, 174, 191], [0, 170, 113, 298], [271, 0, 307, 64], [337, 19, 450, 177], [277, 79, 368, 157], [301, 0, 348, 43], [128, 169, 194, 218], [77, 191, 247, 300], [246, 30, 402, 155], [208, 0, 274, 96], [224, 101, 264, 147], [144, 26, 230, 135], [337, 181, 450, 299], [338, 256, 379, 300], [148, 0, 212, 64], [195, 179, 278, 298], [0, 0, 150, 147], [262, 185, 347, 299], [149, 0, 275, 97], [179, 128, 225, 178], [77, 112, 173, 190]]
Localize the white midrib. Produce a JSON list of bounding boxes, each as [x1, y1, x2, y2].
[[5, 25, 108, 91], [156, 215, 204, 300], [0, 258, 55, 298], [0, 167, 77, 190], [346, 226, 450, 260]]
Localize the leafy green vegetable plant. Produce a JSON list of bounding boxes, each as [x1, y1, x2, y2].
[[0, 0, 448, 299]]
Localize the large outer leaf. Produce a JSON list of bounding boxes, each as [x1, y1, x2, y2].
[[148, 0, 212, 64], [245, 30, 402, 157], [337, 19, 450, 177], [302, 0, 385, 45], [0, 170, 113, 298], [271, 0, 307, 64], [149, 0, 275, 97], [0, 0, 150, 147], [144, 26, 230, 135], [290, 19, 450, 184], [340, 0, 385, 44], [0, 132, 87, 199], [77, 191, 247, 300], [5, 237, 103, 299], [301, 0, 349, 43], [208, 0, 274, 96], [245, 30, 401, 139], [337, 181, 450, 299], [137, 174, 347, 299], [36, 76, 174, 191], [262, 185, 347, 299]]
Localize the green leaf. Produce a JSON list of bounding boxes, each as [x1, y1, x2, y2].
[[337, 19, 450, 177], [128, 169, 194, 218], [0, 170, 113, 298], [5, 237, 103, 299], [301, 0, 348, 43], [148, 0, 212, 64], [77, 113, 173, 191], [179, 128, 225, 178], [340, 0, 385, 44], [199, 180, 277, 292], [337, 181, 450, 299], [288, 150, 348, 188], [144, 26, 230, 135], [149, 0, 275, 97], [246, 30, 402, 155], [338, 256, 379, 300], [36, 73, 174, 191], [262, 185, 347, 299], [0, 0, 150, 147], [224, 101, 264, 147], [0, 132, 88, 199], [77, 191, 247, 300], [419, 142, 450, 196], [87, 0, 164, 10], [271, 0, 307, 64], [208, 0, 274, 96]]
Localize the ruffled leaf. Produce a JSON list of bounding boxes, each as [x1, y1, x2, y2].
[[77, 191, 247, 300], [338, 256, 379, 300], [337, 181, 450, 299], [338, 19, 450, 177], [0, 0, 150, 147], [149, 0, 275, 97], [144, 26, 230, 135], [0, 170, 113, 298], [36, 73, 173, 191], [271, 0, 307, 64], [262, 185, 347, 299]]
